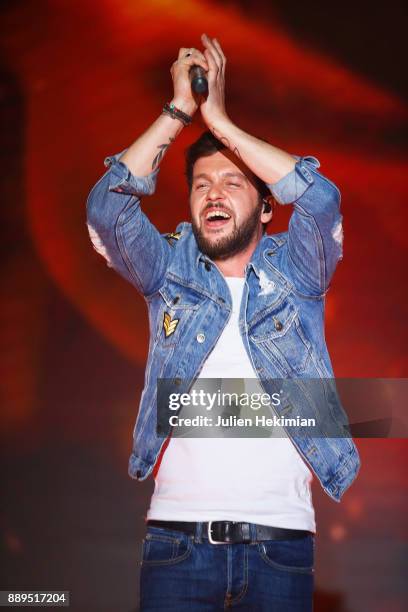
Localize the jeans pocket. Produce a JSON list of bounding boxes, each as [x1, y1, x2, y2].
[[141, 528, 193, 566], [257, 534, 315, 574]]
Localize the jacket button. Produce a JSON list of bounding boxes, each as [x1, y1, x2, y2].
[[274, 320, 283, 331], [196, 333, 205, 343], [174, 377, 182, 386]]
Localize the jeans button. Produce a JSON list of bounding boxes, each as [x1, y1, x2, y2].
[[196, 333, 205, 343]]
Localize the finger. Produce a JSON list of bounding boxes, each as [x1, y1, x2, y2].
[[178, 47, 198, 60], [203, 47, 218, 78], [187, 49, 209, 70], [212, 38, 226, 66], [201, 33, 222, 70], [204, 37, 222, 70], [177, 47, 209, 67], [180, 51, 209, 71], [182, 56, 209, 71], [177, 47, 188, 59]]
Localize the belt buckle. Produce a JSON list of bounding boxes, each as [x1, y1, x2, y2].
[[207, 521, 227, 545]]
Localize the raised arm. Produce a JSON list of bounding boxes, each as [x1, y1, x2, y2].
[[198, 34, 343, 295], [119, 46, 208, 176], [199, 34, 296, 184], [86, 46, 208, 296]]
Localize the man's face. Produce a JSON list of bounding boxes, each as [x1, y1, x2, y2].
[[190, 150, 266, 260]]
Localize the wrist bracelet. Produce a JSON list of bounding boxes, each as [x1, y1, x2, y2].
[[162, 102, 192, 127]]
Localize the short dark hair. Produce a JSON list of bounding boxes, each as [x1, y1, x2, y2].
[[185, 131, 273, 232], [187, 131, 274, 196]]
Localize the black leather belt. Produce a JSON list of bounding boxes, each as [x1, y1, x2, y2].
[[147, 520, 312, 544]]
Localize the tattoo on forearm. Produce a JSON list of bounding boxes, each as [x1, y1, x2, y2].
[[210, 126, 241, 159], [210, 126, 230, 149], [152, 137, 175, 170]]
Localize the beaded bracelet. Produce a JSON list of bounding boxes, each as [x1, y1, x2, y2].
[[162, 102, 192, 127]]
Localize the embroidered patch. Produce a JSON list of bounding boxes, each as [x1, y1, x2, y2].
[[258, 269, 276, 296], [163, 312, 179, 337], [165, 231, 181, 246]]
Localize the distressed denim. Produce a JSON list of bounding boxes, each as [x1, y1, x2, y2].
[[140, 524, 314, 611], [86, 151, 361, 503]]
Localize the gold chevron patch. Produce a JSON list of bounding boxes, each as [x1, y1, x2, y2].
[[163, 312, 179, 338], [165, 231, 181, 246]]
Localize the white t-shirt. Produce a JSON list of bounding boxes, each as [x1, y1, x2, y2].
[[147, 277, 316, 532]]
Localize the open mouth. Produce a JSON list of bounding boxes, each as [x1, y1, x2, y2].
[[203, 209, 232, 230]]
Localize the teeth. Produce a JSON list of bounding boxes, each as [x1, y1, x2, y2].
[[206, 210, 231, 220]]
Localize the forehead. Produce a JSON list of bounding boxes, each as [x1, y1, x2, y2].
[[193, 150, 254, 182]]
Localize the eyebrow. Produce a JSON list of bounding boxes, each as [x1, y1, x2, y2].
[[192, 172, 248, 181]]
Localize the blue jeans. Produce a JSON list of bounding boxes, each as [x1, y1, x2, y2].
[[140, 523, 315, 611]]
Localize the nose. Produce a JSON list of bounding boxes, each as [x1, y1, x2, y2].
[[207, 182, 224, 201]]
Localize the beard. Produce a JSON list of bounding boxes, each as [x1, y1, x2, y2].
[[192, 203, 262, 260]]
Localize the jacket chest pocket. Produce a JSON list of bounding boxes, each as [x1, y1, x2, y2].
[[249, 299, 312, 374], [155, 279, 207, 347]]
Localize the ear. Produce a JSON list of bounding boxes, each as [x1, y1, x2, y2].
[[261, 196, 274, 224]]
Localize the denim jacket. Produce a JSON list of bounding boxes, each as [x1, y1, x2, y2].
[[86, 151, 361, 503]]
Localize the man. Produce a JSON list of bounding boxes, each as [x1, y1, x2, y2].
[[87, 34, 360, 611]]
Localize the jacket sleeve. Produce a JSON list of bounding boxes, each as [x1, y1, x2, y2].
[[267, 156, 343, 296], [86, 150, 171, 297]]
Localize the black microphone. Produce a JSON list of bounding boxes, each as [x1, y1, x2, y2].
[[189, 65, 208, 95]]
